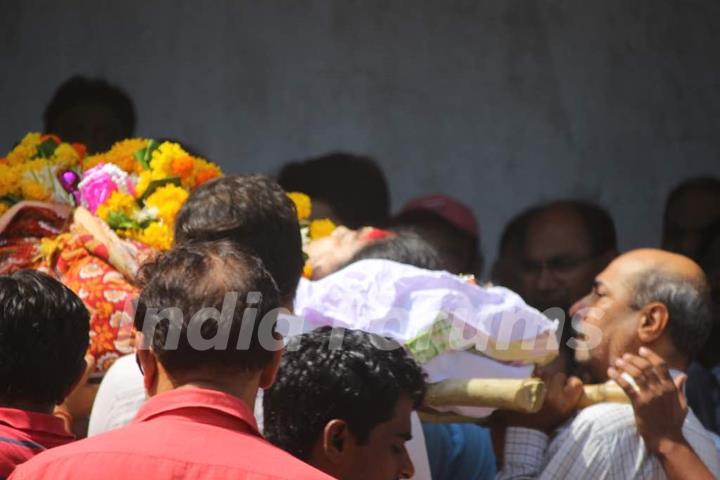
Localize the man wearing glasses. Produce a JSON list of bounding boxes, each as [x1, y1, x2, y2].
[[517, 200, 618, 376]]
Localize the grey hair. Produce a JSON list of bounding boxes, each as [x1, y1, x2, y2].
[[629, 270, 711, 359]]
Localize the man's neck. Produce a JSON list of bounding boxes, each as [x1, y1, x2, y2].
[[155, 371, 261, 411]]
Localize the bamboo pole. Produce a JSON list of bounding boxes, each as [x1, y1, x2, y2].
[[422, 379, 630, 421], [577, 381, 629, 408], [424, 378, 547, 413]]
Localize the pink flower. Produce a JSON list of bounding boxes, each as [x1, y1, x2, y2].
[[78, 164, 133, 214]]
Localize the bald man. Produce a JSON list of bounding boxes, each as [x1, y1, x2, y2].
[[498, 249, 720, 479]]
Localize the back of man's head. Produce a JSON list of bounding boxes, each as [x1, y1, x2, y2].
[[134, 241, 281, 376], [264, 327, 426, 461], [174, 175, 303, 306], [0, 270, 89, 409], [43, 75, 136, 153]]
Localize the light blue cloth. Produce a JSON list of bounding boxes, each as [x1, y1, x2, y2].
[[422, 422, 496, 480], [710, 432, 720, 463]]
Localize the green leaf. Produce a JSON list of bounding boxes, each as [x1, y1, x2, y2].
[[106, 211, 139, 230], [139, 177, 182, 204], [33, 139, 58, 159], [133, 139, 160, 170], [0, 195, 21, 205]]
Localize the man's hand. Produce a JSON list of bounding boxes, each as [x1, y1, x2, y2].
[[608, 347, 687, 454], [506, 372, 584, 433], [608, 347, 716, 480]]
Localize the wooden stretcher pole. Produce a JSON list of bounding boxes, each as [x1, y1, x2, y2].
[[422, 379, 630, 422], [424, 378, 547, 413]]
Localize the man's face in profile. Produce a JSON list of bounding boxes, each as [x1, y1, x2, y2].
[[570, 255, 644, 382], [332, 396, 416, 480]]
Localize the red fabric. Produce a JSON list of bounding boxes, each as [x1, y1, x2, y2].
[[402, 193, 479, 238], [0, 204, 146, 378], [10, 387, 334, 480], [0, 408, 74, 478], [49, 232, 139, 378]]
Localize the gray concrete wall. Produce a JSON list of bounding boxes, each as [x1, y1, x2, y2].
[[2, 0, 720, 272]]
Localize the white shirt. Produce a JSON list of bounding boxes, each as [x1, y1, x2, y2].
[[497, 402, 720, 479], [87, 354, 146, 436]]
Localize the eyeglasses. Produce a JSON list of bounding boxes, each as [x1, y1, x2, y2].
[[521, 254, 597, 276]]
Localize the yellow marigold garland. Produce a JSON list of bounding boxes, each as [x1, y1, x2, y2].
[[144, 184, 189, 226], [309, 219, 337, 240], [1, 133, 222, 252], [0, 132, 85, 205], [288, 192, 312, 221], [87, 139, 222, 251]]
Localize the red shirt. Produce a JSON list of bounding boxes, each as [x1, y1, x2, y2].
[[10, 387, 334, 480], [0, 407, 74, 478]]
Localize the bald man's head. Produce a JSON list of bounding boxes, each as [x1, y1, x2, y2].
[[624, 250, 710, 359], [571, 249, 711, 381]]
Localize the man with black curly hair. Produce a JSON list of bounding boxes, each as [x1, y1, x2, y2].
[[264, 326, 427, 480]]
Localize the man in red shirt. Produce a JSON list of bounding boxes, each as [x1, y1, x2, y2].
[[12, 241, 333, 479], [0, 270, 88, 477]]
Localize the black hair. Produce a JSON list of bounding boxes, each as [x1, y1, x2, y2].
[[497, 208, 536, 260], [277, 152, 390, 228], [134, 241, 281, 375], [697, 219, 720, 367], [664, 177, 720, 220], [263, 327, 427, 461], [43, 76, 135, 138], [174, 175, 303, 305], [491, 208, 536, 287], [389, 210, 482, 275], [348, 230, 441, 270], [629, 269, 712, 360], [0, 270, 89, 406]]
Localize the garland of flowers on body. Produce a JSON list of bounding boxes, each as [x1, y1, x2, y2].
[[286, 191, 337, 278], [1, 134, 222, 250], [0, 133, 86, 214], [79, 139, 222, 250]]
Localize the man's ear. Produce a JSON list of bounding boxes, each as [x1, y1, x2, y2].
[[322, 419, 351, 464], [259, 347, 283, 389], [637, 302, 669, 344], [60, 355, 94, 404], [136, 347, 159, 396]]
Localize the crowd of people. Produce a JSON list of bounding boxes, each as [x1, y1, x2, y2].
[[0, 77, 719, 479]]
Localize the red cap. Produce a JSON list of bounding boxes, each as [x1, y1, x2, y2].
[[401, 194, 479, 238]]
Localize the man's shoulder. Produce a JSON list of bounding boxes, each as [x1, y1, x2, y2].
[[572, 403, 635, 430], [11, 422, 333, 480], [569, 402, 637, 435]]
